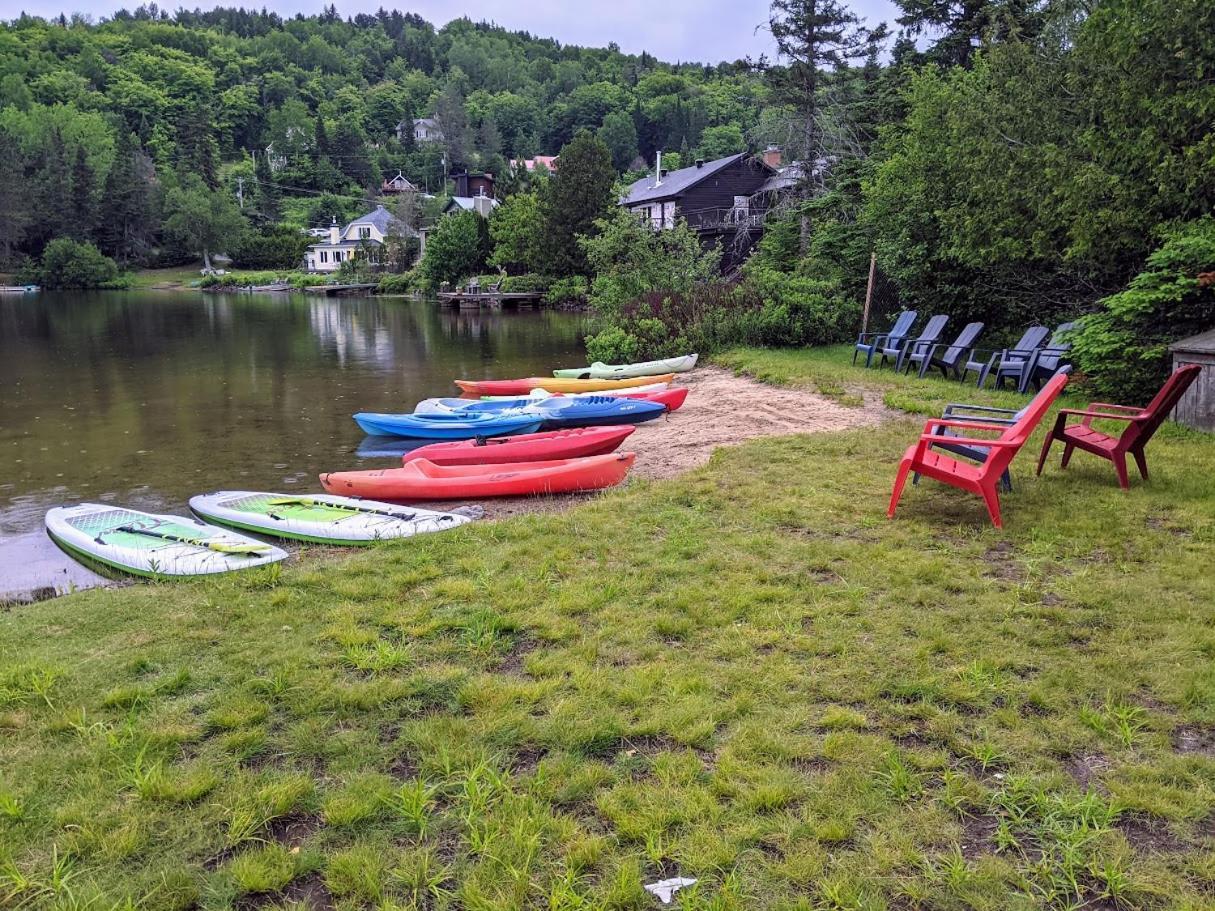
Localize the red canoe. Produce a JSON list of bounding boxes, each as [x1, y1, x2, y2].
[[320, 452, 636, 500], [400, 426, 635, 466]]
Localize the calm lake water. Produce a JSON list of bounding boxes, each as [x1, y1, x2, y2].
[[0, 290, 587, 598]]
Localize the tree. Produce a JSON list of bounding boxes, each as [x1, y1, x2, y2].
[[434, 81, 470, 168], [253, 150, 281, 222], [0, 130, 30, 265], [98, 131, 156, 266], [35, 237, 121, 288], [542, 131, 616, 276], [69, 145, 96, 242], [162, 176, 247, 270], [696, 124, 746, 160], [597, 111, 639, 173], [420, 211, 485, 286], [488, 190, 545, 274], [894, 0, 1045, 67]]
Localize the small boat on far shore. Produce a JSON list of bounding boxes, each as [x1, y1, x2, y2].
[[0, 285, 40, 295]]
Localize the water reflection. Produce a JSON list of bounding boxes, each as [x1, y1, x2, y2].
[[0, 290, 587, 591]]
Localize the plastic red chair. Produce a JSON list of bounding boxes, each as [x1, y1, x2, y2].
[[1035, 364, 1200, 489], [888, 371, 1070, 528]]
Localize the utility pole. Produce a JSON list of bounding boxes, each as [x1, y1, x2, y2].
[[236, 176, 244, 210]]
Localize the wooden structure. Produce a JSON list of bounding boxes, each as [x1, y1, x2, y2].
[[1036, 364, 1201, 489], [303, 283, 377, 296], [1170, 329, 1215, 431]]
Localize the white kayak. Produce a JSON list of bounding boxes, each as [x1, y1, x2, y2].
[[477, 382, 669, 402], [46, 503, 287, 578], [553, 354, 698, 379], [189, 491, 471, 545]]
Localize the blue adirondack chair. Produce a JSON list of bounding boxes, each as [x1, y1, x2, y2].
[[1018, 322, 1077, 393], [880, 314, 949, 372], [903, 321, 984, 379], [916, 365, 1073, 491], [991, 325, 1053, 390], [853, 311, 917, 368], [961, 325, 1050, 388]]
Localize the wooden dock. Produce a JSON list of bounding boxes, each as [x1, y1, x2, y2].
[[436, 290, 544, 309]]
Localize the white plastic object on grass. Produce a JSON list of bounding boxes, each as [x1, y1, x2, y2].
[[644, 877, 697, 904]]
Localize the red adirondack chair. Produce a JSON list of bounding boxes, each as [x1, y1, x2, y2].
[[888, 371, 1070, 528], [1035, 364, 1201, 489]]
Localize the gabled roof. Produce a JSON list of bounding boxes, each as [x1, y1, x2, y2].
[[622, 153, 760, 206], [347, 205, 399, 235], [443, 197, 500, 213]]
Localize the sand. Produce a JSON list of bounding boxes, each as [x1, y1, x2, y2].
[[460, 366, 889, 519]]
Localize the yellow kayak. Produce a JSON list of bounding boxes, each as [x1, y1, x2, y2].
[[455, 374, 676, 395]]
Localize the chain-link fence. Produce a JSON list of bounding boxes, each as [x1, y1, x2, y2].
[[860, 253, 903, 335]]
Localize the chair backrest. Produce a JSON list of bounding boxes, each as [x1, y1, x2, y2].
[[916, 314, 949, 343], [1012, 325, 1050, 352], [979, 371, 1070, 478], [888, 310, 918, 340], [942, 322, 984, 366], [1124, 364, 1202, 446], [1036, 322, 1077, 369]]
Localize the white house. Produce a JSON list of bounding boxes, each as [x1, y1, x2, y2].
[[303, 205, 417, 273], [396, 117, 444, 144]]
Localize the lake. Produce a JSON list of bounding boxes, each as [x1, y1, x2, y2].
[[0, 290, 588, 599]]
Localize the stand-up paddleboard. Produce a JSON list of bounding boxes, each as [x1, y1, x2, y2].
[[553, 354, 698, 379], [189, 491, 471, 545], [45, 504, 287, 578]]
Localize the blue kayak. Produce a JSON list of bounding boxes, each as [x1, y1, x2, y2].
[[414, 395, 667, 428], [353, 411, 543, 440]]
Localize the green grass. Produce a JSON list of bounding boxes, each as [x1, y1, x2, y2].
[[2, 346, 1215, 910]]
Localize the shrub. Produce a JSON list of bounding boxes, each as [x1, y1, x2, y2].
[[376, 272, 416, 294], [500, 272, 551, 294], [229, 228, 310, 269], [544, 275, 588, 306], [1072, 218, 1215, 402], [34, 238, 126, 289], [420, 211, 488, 287]]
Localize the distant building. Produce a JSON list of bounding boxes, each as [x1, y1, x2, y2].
[[397, 117, 443, 144], [381, 171, 419, 195], [509, 155, 559, 174], [303, 205, 418, 273], [441, 171, 499, 218], [620, 151, 776, 272]]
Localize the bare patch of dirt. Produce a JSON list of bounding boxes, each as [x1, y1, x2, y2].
[[1116, 814, 1185, 854], [497, 636, 539, 676], [433, 367, 886, 521], [1173, 724, 1215, 756], [281, 872, 335, 911], [1064, 754, 1110, 791], [267, 812, 322, 848], [959, 814, 1000, 859], [982, 540, 1026, 582], [510, 744, 547, 775]]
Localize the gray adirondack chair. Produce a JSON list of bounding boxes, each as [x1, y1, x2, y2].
[[916, 365, 1073, 491], [962, 325, 1049, 388], [903, 321, 984, 379], [853, 311, 917, 368], [1019, 322, 1077, 393], [881, 314, 949, 372], [992, 325, 1053, 390]]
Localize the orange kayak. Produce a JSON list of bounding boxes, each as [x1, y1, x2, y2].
[[320, 452, 636, 500], [455, 374, 675, 396]]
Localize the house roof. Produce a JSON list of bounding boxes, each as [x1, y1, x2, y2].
[[414, 117, 439, 130], [443, 197, 500, 213], [755, 162, 805, 195], [622, 153, 754, 206]]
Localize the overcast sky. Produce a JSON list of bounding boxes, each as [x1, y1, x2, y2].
[[7, 0, 903, 64]]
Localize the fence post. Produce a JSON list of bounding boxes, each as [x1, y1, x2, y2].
[[862, 251, 877, 335]]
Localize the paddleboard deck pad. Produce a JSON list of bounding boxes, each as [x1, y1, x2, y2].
[[45, 504, 287, 578], [189, 491, 471, 544]]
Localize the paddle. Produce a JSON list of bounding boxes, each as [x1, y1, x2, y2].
[[265, 497, 436, 523], [101, 524, 273, 555]]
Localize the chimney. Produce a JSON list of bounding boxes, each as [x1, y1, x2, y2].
[[762, 145, 783, 168], [329, 216, 339, 245], [654, 150, 662, 187], [695, 158, 704, 168]]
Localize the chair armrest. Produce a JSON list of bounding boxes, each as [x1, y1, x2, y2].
[[1056, 408, 1139, 430], [922, 418, 1014, 434], [1085, 402, 1141, 413]]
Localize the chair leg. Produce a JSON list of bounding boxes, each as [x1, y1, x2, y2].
[[1131, 448, 1149, 481], [979, 483, 1003, 529], [1060, 444, 1075, 468], [888, 458, 914, 518], [1036, 432, 1056, 476], [1111, 453, 1130, 490], [1002, 470, 1013, 492]]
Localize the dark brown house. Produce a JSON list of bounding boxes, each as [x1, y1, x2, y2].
[[620, 152, 775, 271]]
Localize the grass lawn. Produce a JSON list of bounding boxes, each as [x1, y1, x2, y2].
[[3, 346, 1215, 911]]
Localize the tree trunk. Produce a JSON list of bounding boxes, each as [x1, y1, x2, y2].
[[203, 248, 213, 272]]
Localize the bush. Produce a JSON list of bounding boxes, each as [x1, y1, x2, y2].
[[376, 272, 416, 294], [229, 228, 311, 270], [420, 211, 488, 287], [1072, 218, 1215, 402], [34, 238, 126, 289], [544, 275, 588, 306], [500, 273, 552, 294]]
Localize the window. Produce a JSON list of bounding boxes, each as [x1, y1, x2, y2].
[[662, 201, 676, 229], [359, 226, 371, 239], [320, 251, 328, 263]]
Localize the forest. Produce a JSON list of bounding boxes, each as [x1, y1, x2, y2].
[[0, 0, 1212, 398]]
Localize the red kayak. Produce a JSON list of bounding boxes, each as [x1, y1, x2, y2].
[[622, 387, 688, 412], [400, 426, 635, 466], [320, 452, 636, 500]]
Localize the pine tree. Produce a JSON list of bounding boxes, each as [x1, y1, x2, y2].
[[69, 145, 96, 242], [98, 131, 154, 265], [542, 131, 615, 277], [254, 150, 281, 222], [0, 130, 31, 265]]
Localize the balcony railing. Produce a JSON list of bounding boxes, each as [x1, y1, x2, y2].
[[681, 206, 765, 232]]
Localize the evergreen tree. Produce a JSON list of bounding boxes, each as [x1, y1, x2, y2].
[[69, 145, 96, 242], [98, 131, 155, 266], [254, 150, 281, 222], [0, 130, 31, 266], [542, 131, 616, 276]]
